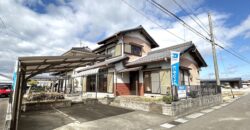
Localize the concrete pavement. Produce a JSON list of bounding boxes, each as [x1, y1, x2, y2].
[[19, 94, 250, 130], [148, 94, 250, 130], [0, 98, 8, 130], [19, 103, 174, 130]]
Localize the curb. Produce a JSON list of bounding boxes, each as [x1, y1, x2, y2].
[[4, 102, 12, 130]]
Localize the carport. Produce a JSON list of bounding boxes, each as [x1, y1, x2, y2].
[[10, 54, 108, 130]]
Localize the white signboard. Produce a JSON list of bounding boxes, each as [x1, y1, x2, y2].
[[177, 85, 187, 99]]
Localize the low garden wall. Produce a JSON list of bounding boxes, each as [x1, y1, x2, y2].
[[101, 94, 222, 116], [162, 94, 222, 116], [21, 100, 72, 112]]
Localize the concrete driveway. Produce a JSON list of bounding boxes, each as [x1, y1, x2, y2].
[[19, 103, 173, 130]]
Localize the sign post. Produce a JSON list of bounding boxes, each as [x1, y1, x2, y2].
[[171, 51, 180, 101]]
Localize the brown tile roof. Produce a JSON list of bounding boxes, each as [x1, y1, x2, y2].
[[126, 41, 206, 67], [96, 25, 159, 48]]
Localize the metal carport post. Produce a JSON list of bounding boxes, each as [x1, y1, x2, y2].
[[9, 54, 108, 130]]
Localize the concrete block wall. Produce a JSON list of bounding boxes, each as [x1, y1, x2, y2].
[[162, 94, 223, 116]]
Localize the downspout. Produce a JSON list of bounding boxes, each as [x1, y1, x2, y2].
[[121, 36, 124, 57], [114, 70, 117, 97], [95, 74, 98, 99]]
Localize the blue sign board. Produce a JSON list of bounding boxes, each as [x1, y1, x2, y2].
[[12, 61, 18, 90], [171, 51, 180, 87]]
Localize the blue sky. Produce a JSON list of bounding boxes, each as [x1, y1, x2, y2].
[[0, 0, 250, 80]]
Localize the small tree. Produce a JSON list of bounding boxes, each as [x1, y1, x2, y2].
[[26, 80, 38, 95], [27, 80, 38, 87]]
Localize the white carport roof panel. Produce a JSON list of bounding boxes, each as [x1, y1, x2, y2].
[[17, 55, 108, 79], [72, 68, 99, 78]]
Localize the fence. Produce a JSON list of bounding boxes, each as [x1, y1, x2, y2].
[[187, 85, 221, 98]]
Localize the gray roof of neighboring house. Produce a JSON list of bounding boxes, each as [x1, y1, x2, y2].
[[201, 78, 242, 82], [126, 41, 207, 67], [62, 46, 94, 56], [95, 25, 159, 49], [77, 56, 129, 72], [0, 74, 11, 80], [71, 46, 92, 52]]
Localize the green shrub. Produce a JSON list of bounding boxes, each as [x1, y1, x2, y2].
[[189, 91, 198, 98], [25, 92, 64, 101], [162, 95, 172, 104]]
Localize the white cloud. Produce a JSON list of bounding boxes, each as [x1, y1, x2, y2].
[[0, 0, 249, 76]]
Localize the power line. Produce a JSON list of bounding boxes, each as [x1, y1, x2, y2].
[[180, 0, 209, 33], [171, 0, 210, 36], [214, 43, 250, 64], [148, 0, 211, 42], [0, 16, 8, 34], [148, 0, 250, 65], [214, 36, 250, 61], [120, 0, 185, 41]]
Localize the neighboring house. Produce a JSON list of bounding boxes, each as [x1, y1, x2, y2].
[[58, 46, 97, 94], [201, 78, 242, 88], [67, 25, 207, 98]]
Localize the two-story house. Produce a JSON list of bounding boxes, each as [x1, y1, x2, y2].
[[69, 25, 207, 98]]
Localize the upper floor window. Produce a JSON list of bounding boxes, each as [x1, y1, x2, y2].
[[124, 43, 142, 56], [106, 44, 121, 58], [107, 46, 115, 57]]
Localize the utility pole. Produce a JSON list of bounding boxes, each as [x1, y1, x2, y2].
[[208, 13, 221, 87]]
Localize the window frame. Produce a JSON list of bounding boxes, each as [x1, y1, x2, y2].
[[124, 43, 142, 56], [180, 69, 190, 86], [106, 46, 115, 57]]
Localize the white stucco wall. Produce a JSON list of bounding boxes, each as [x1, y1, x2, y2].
[[116, 72, 130, 83]]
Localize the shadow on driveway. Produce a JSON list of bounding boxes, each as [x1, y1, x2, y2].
[[19, 104, 134, 130]]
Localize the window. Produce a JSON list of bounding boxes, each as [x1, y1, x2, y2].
[[180, 70, 190, 85], [124, 43, 142, 56], [98, 69, 108, 92], [132, 45, 142, 56], [87, 75, 96, 92], [107, 47, 115, 57], [107, 44, 121, 57], [115, 44, 121, 56], [144, 71, 160, 94]]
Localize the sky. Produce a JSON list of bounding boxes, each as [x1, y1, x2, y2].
[[0, 0, 250, 80]]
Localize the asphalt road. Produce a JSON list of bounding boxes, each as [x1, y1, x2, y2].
[[170, 94, 250, 130], [0, 97, 8, 130]]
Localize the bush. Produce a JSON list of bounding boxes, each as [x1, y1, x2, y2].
[[189, 91, 198, 98], [24, 92, 64, 101], [162, 95, 172, 104]]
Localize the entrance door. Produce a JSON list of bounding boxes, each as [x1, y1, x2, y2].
[[130, 71, 139, 95], [151, 71, 160, 93]]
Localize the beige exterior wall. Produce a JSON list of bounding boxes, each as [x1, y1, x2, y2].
[[107, 72, 114, 93], [123, 34, 152, 62], [180, 53, 201, 85], [160, 69, 171, 95], [82, 76, 87, 92]]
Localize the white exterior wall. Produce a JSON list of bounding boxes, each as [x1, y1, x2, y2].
[[139, 70, 143, 83], [125, 32, 151, 45], [116, 72, 130, 83], [74, 77, 82, 92]]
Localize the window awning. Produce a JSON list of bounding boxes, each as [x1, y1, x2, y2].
[[72, 68, 99, 78], [118, 67, 142, 72]]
